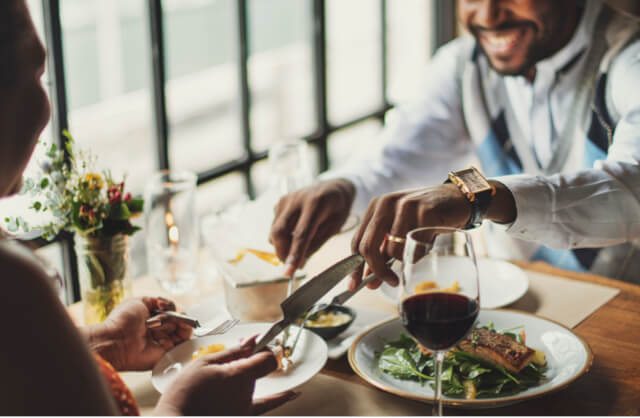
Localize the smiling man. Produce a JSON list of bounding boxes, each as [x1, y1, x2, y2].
[[461, 0, 582, 80], [270, 0, 640, 287]]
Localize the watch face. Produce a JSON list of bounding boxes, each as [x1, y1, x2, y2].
[[456, 168, 492, 193]]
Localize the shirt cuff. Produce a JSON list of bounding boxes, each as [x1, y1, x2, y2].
[[317, 170, 370, 216], [491, 174, 553, 240]]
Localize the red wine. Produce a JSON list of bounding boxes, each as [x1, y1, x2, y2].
[[401, 292, 479, 351]]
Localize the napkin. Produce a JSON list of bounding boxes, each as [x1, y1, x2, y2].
[[509, 269, 620, 328], [202, 195, 301, 285]]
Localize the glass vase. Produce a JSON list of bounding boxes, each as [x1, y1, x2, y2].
[[75, 234, 132, 325]]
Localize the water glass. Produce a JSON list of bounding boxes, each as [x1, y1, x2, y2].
[[268, 139, 313, 196], [144, 170, 199, 294]]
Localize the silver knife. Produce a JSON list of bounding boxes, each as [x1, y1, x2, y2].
[[288, 258, 397, 354], [330, 258, 397, 306], [253, 253, 364, 353]]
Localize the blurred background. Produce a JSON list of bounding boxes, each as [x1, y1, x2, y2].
[[0, 0, 456, 304]]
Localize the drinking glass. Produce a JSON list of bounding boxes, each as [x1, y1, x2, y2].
[[400, 227, 480, 416], [268, 139, 313, 196], [144, 170, 199, 294]]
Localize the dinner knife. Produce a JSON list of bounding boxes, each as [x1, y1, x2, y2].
[[330, 258, 397, 306], [253, 253, 364, 353]]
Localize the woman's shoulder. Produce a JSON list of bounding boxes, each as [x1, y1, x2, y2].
[[0, 240, 57, 304]]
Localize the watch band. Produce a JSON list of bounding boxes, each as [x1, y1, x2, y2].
[[444, 168, 495, 230]]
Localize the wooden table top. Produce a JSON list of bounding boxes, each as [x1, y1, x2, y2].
[[69, 239, 640, 415]]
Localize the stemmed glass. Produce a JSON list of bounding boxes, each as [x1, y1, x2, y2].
[[400, 227, 480, 416]]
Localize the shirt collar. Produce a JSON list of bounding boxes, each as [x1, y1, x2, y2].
[[535, 0, 603, 77]]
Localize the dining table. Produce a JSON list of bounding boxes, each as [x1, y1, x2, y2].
[[67, 231, 640, 416]]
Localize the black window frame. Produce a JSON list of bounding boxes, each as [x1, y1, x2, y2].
[[39, 0, 456, 303]]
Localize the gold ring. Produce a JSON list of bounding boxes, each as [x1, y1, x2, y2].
[[386, 234, 406, 244]]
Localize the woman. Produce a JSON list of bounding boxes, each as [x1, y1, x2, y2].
[[0, 1, 296, 415]]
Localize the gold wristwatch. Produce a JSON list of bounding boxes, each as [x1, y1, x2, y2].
[[445, 167, 496, 229]]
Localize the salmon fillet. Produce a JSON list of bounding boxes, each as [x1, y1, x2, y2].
[[458, 328, 535, 373]]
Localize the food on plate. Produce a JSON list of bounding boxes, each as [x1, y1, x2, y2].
[[230, 248, 281, 266], [305, 310, 352, 328], [414, 280, 460, 294], [270, 339, 293, 372], [458, 327, 535, 373], [192, 343, 226, 360], [376, 323, 547, 399]]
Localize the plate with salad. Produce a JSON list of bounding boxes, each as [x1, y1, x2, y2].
[[348, 309, 593, 408]]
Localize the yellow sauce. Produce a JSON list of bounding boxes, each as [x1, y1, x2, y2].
[[414, 280, 460, 294], [192, 343, 226, 360], [229, 248, 281, 266], [306, 311, 352, 328]]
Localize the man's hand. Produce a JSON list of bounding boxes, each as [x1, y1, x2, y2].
[[155, 338, 298, 416], [350, 184, 472, 290], [85, 297, 193, 371], [270, 178, 356, 276], [350, 180, 516, 291]]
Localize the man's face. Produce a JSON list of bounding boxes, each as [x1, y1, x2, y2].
[[458, 0, 581, 77]]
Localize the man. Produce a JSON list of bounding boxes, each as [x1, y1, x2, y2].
[[270, 0, 640, 288]]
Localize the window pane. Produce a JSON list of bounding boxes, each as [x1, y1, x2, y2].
[[196, 173, 248, 218], [164, 0, 243, 174], [386, 0, 432, 103], [326, 0, 383, 125], [328, 119, 384, 170], [58, 1, 156, 281], [250, 159, 272, 198], [35, 243, 67, 303], [248, 0, 316, 154], [61, 0, 156, 194]]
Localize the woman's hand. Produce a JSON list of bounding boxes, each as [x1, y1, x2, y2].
[[85, 297, 193, 371], [155, 338, 298, 416]]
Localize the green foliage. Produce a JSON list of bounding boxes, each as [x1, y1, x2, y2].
[[376, 327, 548, 399], [5, 131, 144, 240]]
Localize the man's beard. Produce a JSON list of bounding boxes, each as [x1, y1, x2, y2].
[[475, 41, 542, 77]]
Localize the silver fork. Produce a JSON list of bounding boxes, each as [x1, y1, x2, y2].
[[193, 318, 240, 338]]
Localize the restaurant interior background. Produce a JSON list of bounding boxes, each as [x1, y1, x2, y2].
[[0, 0, 456, 305]]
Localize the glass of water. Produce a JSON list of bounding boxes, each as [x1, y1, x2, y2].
[[268, 139, 313, 196], [144, 170, 199, 294]]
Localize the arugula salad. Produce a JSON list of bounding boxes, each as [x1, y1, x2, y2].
[[376, 323, 548, 399]]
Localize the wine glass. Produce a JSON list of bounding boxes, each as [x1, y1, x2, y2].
[[400, 227, 480, 416]]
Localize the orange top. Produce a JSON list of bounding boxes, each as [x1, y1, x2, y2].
[[93, 353, 140, 416]]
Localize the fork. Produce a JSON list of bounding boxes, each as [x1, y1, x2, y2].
[[193, 318, 240, 338]]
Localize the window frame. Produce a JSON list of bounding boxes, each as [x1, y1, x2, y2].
[[39, 0, 455, 303]]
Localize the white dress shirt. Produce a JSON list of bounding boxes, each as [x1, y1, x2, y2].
[[327, 0, 640, 252]]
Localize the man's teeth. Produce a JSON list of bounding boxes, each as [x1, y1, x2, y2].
[[485, 33, 520, 47]]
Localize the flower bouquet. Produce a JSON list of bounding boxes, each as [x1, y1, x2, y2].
[[6, 131, 144, 323]]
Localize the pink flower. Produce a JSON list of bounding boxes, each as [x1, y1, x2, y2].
[[109, 191, 121, 204]]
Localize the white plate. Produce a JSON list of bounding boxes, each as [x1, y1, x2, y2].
[[380, 258, 529, 309], [152, 323, 328, 398], [348, 309, 593, 408]]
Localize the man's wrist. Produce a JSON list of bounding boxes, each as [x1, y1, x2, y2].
[[486, 180, 517, 224]]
